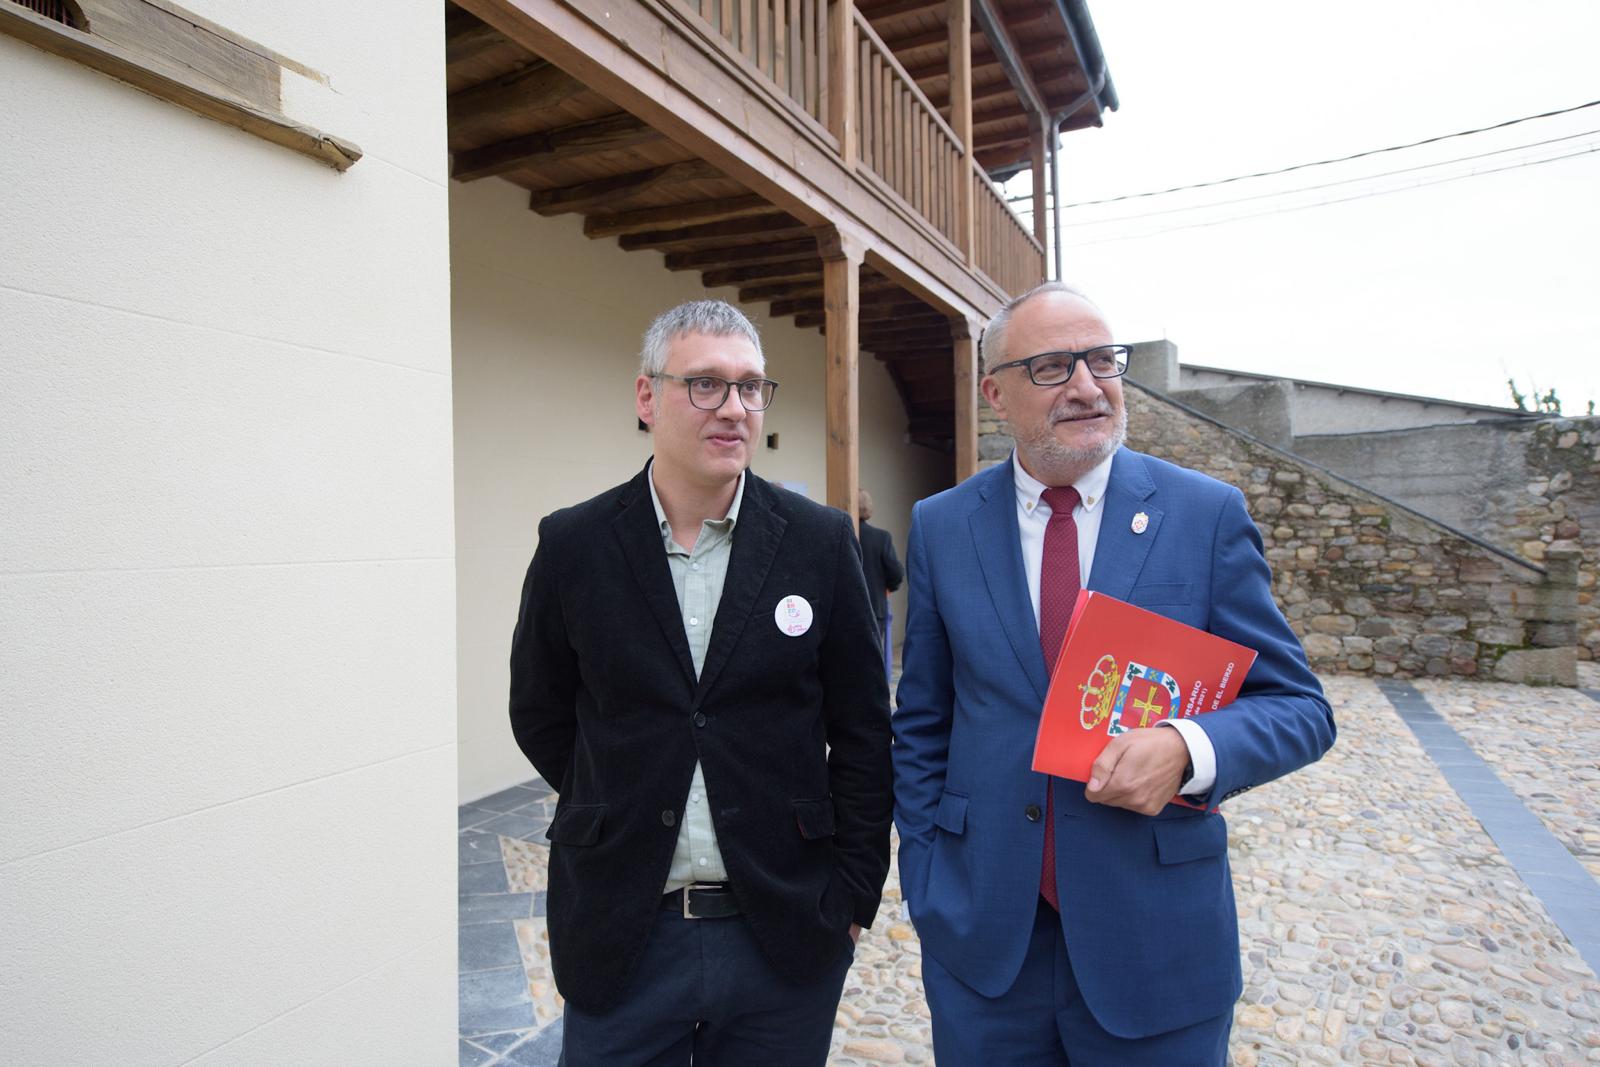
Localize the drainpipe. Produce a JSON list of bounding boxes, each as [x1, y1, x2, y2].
[[1049, 0, 1116, 280]]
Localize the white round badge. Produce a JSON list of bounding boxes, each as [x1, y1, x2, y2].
[[774, 594, 814, 637]]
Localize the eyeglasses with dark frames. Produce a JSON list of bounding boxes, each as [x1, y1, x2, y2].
[[985, 345, 1130, 387], [652, 373, 780, 411]]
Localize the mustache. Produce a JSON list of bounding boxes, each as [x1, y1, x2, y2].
[[1049, 397, 1115, 422]]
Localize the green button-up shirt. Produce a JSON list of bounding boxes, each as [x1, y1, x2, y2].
[[649, 465, 744, 892]]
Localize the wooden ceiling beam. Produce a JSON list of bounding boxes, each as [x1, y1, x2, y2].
[[452, 113, 664, 182], [618, 215, 803, 252], [702, 260, 822, 288], [869, 342, 957, 357], [664, 238, 817, 271], [738, 277, 899, 302], [971, 0, 1046, 118], [529, 159, 723, 216], [445, 10, 509, 70], [584, 196, 773, 237], [768, 297, 823, 318], [447, 60, 587, 131], [857, 0, 947, 20]]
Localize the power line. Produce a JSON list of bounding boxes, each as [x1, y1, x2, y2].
[[1063, 127, 1600, 228], [1070, 144, 1600, 247], [1062, 99, 1600, 209]]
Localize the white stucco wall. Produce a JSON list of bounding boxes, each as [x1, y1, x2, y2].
[[0, 4, 456, 1064], [451, 178, 947, 803]]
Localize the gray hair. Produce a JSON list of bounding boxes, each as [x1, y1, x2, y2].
[[978, 281, 1099, 374], [639, 300, 765, 377]]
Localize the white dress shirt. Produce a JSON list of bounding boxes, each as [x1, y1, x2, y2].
[[1011, 452, 1216, 797]]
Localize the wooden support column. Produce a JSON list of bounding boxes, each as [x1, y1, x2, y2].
[[1030, 111, 1049, 280], [952, 316, 980, 482], [816, 227, 866, 526], [827, 0, 858, 167], [948, 0, 975, 265]]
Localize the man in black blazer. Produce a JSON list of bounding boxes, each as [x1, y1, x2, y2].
[[855, 488, 904, 682], [509, 299, 893, 1066]]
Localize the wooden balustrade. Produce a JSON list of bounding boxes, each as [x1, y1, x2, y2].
[[972, 162, 1043, 297], [673, 0, 1041, 293], [851, 10, 962, 249], [679, 0, 830, 125]]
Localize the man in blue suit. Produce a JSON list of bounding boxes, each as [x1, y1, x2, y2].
[[893, 282, 1335, 1065]]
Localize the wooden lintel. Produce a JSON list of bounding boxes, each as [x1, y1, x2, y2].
[[452, 112, 662, 182], [447, 60, 586, 130], [702, 260, 822, 288], [584, 196, 774, 238], [618, 215, 802, 252], [529, 159, 722, 216], [664, 238, 818, 272]]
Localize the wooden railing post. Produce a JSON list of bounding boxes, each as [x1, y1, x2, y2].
[[952, 315, 981, 482], [948, 0, 975, 265], [826, 0, 857, 167], [815, 226, 865, 523]]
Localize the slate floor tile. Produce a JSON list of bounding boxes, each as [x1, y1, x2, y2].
[[459, 1039, 496, 1067], [460, 920, 523, 972], [478, 812, 545, 840], [459, 892, 534, 925], [502, 1019, 564, 1066], [459, 859, 510, 896], [460, 831, 504, 866], [459, 1001, 538, 1038], [474, 1031, 529, 1054], [459, 806, 501, 830], [475, 785, 546, 814]]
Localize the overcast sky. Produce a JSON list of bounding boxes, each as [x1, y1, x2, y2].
[[1014, 0, 1600, 413]]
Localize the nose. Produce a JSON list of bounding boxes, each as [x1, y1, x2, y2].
[[1056, 357, 1103, 402], [714, 385, 748, 421]]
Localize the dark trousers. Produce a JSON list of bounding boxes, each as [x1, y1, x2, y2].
[[879, 611, 893, 683], [922, 899, 1233, 1066], [559, 906, 854, 1067]]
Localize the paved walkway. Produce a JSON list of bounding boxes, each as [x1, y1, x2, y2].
[[459, 673, 1600, 1065]]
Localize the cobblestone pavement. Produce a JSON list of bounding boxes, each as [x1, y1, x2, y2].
[[462, 675, 1600, 1065]]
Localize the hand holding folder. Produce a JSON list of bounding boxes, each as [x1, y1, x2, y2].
[[1033, 591, 1257, 812]]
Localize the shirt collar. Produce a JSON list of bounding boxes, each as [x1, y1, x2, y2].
[[647, 460, 745, 538], [1012, 449, 1115, 516]]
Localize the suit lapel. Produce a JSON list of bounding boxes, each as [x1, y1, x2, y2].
[[1088, 449, 1161, 601], [969, 459, 1050, 705], [611, 469, 697, 688], [693, 472, 786, 705]]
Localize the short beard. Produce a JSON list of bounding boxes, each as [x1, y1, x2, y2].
[[1012, 398, 1127, 485]]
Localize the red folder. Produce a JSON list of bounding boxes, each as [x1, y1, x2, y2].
[[1032, 591, 1256, 799]]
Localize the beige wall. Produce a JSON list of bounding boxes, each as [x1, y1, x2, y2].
[[0, 3, 456, 1063], [452, 178, 947, 802]]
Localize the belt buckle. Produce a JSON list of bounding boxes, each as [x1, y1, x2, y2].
[[682, 881, 722, 919]]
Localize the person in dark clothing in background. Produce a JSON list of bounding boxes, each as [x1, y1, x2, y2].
[[857, 488, 904, 684]]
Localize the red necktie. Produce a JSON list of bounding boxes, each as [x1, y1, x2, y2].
[[1038, 485, 1081, 910]]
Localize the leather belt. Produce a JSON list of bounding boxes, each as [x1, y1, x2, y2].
[[662, 882, 739, 919]]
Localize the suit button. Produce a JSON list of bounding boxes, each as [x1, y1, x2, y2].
[[661, 810, 676, 827], [693, 712, 707, 728], [1024, 804, 1041, 822]]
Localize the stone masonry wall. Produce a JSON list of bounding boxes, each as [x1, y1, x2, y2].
[[977, 387, 1580, 684], [1294, 417, 1600, 662]]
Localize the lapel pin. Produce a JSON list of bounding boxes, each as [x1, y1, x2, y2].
[[774, 594, 814, 637], [1131, 512, 1150, 534]]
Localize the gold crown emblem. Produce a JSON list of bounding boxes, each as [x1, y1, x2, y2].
[[1078, 654, 1119, 730]]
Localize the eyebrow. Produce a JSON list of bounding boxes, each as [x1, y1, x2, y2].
[[678, 367, 766, 378]]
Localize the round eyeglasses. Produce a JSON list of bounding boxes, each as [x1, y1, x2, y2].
[[653, 373, 780, 411], [986, 345, 1130, 386]]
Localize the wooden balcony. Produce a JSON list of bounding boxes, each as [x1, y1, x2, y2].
[[449, 0, 1113, 498]]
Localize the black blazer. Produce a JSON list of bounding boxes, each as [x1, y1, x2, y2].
[[857, 520, 904, 623], [509, 465, 893, 1012]]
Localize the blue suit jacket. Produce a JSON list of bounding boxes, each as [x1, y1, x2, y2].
[[893, 451, 1334, 1039]]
